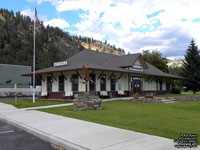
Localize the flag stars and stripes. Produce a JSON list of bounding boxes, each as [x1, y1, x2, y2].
[[35, 7, 39, 24]]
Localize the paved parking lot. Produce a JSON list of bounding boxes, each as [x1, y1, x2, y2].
[[0, 120, 64, 150]]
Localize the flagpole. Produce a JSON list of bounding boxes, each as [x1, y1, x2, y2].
[[33, 5, 36, 103]]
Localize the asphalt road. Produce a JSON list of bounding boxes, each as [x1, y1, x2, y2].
[[0, 120, 65, 150]]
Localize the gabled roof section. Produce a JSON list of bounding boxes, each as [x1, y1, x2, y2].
[[111, 53, 141, 67], [22, 50, 183, 79], [131, 55, 148, 69]]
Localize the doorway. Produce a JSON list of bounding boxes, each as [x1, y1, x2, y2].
[[131, 77, 142, 93]]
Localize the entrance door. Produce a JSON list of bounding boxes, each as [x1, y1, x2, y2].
[[131, 77, 141, 93]]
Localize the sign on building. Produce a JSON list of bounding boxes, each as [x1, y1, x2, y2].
[[53, 60, 68, 67]]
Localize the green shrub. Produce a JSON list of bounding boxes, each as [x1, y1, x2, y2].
[[171, 86, 182, 94], [133, 92, 139, 97], [17, 91, 23, 96]]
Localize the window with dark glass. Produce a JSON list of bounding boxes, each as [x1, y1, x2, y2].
[[71, 74, 78, 91], [110, 75, 116, 91], [47, 76, 52, 92], [160, 80, 163, 91], [89, 74, 96, 91], [100, 74, 106, 91], [59, 76, 64, 92]]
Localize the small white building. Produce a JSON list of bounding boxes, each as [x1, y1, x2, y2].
[[24, 50, 182, 99]]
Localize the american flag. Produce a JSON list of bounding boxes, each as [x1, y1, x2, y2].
[[35, 7, 39, 24]]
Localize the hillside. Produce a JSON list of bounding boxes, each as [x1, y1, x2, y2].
[[167, 59, 184, 75], [0, 8, 125, 71], [167, 59, 183, 68], [81, 41, 125, 56]]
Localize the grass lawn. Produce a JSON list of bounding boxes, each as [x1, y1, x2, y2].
[[40, 100, 200, 144], [1, 100, 70, 108], [158, 94, 200, 97]]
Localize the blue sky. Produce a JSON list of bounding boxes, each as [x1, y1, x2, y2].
[[1, 0, 200, 60]]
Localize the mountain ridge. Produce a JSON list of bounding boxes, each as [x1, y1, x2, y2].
[[0, 8, 125, 71]]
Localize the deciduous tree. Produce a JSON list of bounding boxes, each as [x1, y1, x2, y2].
[[142, 50, 169, 73]]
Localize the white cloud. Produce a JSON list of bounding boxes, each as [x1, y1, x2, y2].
[[26, 0, 59, 6], [21, 8, 34, 19], [43, 18, 70, 29], [28, 0, 200, 57], [21, 8, 47, 21]]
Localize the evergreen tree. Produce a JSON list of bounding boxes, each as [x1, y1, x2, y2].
[[182, 40, 200, 94]]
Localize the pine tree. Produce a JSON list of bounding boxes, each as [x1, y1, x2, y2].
[[182, 40, 200, 94]]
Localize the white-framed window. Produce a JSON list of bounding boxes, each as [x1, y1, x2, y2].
[[132, 64, 142, 70]]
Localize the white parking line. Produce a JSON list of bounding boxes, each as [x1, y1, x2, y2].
[[0, 130, 15, 134]]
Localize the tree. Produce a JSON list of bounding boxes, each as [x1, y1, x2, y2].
[[182, 40, 200, 94], [142, 50, 169, 73]]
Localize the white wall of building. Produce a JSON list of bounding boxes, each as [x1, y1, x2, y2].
[[63, 72, 71, 92], [41, 71, 168, 94], [95, 71, 100, 91], [143, 80, 167, 91], [79, 71, 86, 92], [0, 87, 41, 97], [117, 73, 128, 91], [41, 75, 47, 93], [52, 73, 58, 92], [135, 59, 142, 66], [143, 80, 157, 91]]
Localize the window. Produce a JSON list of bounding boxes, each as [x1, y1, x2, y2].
[[132, 64, 142, 70], [59, 76, 64, 92], [160, 80, 163, 91], [110, 75, 116, 91], [100, 74, 106, 91], [47, 76, 52, 92], [71, 74, 78, 91], [89, 74, 96, 91]]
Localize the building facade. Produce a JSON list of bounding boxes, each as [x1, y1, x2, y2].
[[24, 50, 182, 99], [0, 64, 33, 97], [0, 64, 31, 88]]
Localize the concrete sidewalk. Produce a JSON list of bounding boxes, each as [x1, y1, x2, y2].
[[23, 103, 73, 110], [0, 102, 199, 150]]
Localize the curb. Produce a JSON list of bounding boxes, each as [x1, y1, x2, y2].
[[0, 115, 88, 150]]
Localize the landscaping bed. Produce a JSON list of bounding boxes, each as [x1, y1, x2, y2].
[[40, 100, 200, 144], [133, 95, 200, 103], [159, 94, 200, 97]]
